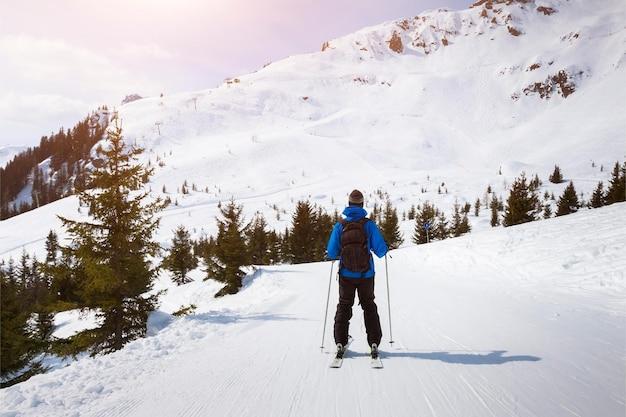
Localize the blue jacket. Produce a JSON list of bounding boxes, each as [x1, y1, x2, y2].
[[326, 206, 388, 278]]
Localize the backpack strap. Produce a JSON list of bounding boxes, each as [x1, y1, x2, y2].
[[358, 218, 372, 278], [338, 217, 370, 225]]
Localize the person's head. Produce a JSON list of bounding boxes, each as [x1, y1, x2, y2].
[[348, 189, 364, 207]]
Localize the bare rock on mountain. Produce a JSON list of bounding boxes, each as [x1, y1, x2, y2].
[[537, 6, 557, 15], [471, 0, 531, 8], [122, 94, 143, 105], [508, 26, 522, 36], [388, 31, 403, 53], [522, 69, 584, 99]]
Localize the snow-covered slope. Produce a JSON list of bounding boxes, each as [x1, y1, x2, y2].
[[120, 0, 622, 235], [111, 0, 624, 233], [2, 203, 625, 417]]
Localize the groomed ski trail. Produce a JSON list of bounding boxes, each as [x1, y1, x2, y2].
[[2, 204, 625, 417]]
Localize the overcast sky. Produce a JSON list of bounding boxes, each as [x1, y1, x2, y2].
[[0, 0, 470, 147]]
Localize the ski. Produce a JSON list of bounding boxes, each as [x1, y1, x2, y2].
[[329, 357, 343, 368], [370, 357, 383, 369], [329, 336, 353, 368]]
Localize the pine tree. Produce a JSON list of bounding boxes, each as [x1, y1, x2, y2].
[[461, 212, 471, 234], [280, 227, 291, 262], [246, 213, 270, 265], [604, 162, 625, 205], [490, 196, 500, 227], [205, 200, 250, 296], [450, 201, 471, 237], [380, 200, 403, 249], [312, 206, 333, 261], [549, 165, 564, 183], [543, 204, 552, 219], [529, 174, 541, 191], [47, 249, 83, 305], [450, 202, 462, 237], [408, 204, 416, 220], [162, 225, 198, 285], [31, 168, 42, 208], [590, 182, 604, 208], [412, 202, 436, 244], [556, 181, 580, 216], [266, 230, 282, 265], [29, 256, 54, 347], [17, 250, 31, 292], [503, 173, 539, 227], [195, 234, 215, 261], [474, 198, 480, 217], [55, 118, 166, 354], [370, 202, 379, 224], [0, 265, 43, 387], [288, 200, 317, 263], [433, 212, 449, 240], [45, 230, 59, 264]]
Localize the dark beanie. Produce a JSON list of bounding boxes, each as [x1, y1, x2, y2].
[[348, 189, 364, 206]]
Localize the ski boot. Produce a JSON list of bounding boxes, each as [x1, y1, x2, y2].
[[370, 343, 379, 360], [335, 343, 346, 359]]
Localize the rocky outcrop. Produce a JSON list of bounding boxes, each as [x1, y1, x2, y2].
[[328, 0, 559, 58], [121, 94, 143, 105], [522, 69, 583, 99], [508, 26, 522, 36], [388, 31, 404, 53], [536, 6, 556, 15], [471, 0, 531, 8]]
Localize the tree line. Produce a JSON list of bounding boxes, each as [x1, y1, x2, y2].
[[0, 108, 108, 220], [1, 248, 54, 387], [494, 163, 625, 227]]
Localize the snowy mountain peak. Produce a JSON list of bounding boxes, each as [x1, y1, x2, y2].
[[320, 0, 569, 58]]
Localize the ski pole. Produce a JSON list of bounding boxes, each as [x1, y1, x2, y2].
[[385, 254, 394, 345], [320, 260, 335, 351]]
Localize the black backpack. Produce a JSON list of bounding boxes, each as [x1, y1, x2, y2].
[[339, 218, 371, 273]]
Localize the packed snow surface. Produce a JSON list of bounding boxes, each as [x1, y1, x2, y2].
[[1, 203, 624, 417]]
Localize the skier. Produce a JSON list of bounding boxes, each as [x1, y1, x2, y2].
[[326, 189, 388, 362]]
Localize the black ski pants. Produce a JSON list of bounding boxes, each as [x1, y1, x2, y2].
[[333, 276, 382, 347]]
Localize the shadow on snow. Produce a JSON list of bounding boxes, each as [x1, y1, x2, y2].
[[352, 350, 541, 365], [187, 311, 305, 325]]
